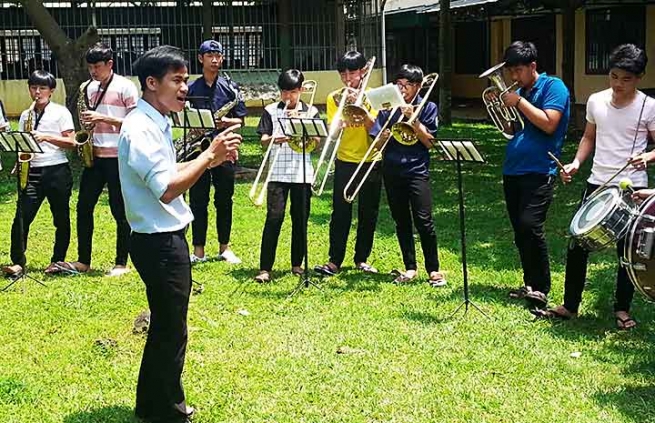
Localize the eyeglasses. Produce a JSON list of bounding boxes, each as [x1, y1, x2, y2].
[[396, 82, 418, 90]]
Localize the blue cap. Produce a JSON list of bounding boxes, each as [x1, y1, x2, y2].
[[198, 40, 223, 55]]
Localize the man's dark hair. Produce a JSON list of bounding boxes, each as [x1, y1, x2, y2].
[[609, 44, 648, 76], [336, 51, 367, 72], [395, 64, 423, 84], [503, 41, 538, 67], [86, 42, 114, 64], [27, 70, 56, 89], [278, 69, 304, 91], [133, 45, 188, 91]]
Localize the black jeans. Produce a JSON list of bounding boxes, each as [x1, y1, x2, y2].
[[10, 163, 72, 267], [502, 173, 555, 295], [564, 183, 637, 313], [328, 159, 382, 267], [260, 182, 311, 271], [189, 162, 235, 247], [76, 157, 130, 266], [131, 230, 191, 423], [383, 169, 440, 273]]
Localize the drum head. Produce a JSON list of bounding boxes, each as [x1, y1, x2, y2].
[[571, 187, 620, 235], [625, 194, 655, 302]]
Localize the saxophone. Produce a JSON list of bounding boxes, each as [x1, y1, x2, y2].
[[173, 98, 239, 163], [76, 80, 94, 168], [17, 101, 36, 190]]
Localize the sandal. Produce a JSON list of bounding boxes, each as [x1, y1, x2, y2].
[[616, 313, 637, 330], [51, 261, 86, 276], [254, 270, 271, 284], [2, 264, 23, 278], [509, 286, 530, 300], [428, 271, 447, 287], [525, 290, 548, 309], [531, 305, 577, 320], [291, 267, 304, 276], [356, 262, 378, 274], [392, 271, 417, 284], [314, 263, 338, 277]]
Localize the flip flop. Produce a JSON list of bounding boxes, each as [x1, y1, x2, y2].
[[509, 286, 530, 299], [254, 271, 271, 284], [525, 290, 548, 309], [314, 263, 338, 277], [2, 265, 23, 278], [392, 271, 417, 284]]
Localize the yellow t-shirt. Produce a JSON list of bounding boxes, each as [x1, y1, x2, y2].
[[326, 88, 378, 163]]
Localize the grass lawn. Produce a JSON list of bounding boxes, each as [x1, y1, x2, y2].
[[0, 117, 654, 423]]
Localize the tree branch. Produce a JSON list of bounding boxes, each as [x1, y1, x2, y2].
[[18, 0, 70, 51]]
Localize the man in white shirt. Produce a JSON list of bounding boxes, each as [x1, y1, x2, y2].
[[119, 45, 240, 423], [58, 43, 139, 277], [535, 44, 655, 329], [2, 70, 76, 277]]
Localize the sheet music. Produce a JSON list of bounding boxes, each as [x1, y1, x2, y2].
[[170, 105, 215, 129], [366, 83, 406, 110], [0, 132, 43, 153], [437, 139, 484, 163], [279, 118, 328, 138]]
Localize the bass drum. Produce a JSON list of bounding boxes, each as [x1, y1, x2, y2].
[[623, 194, 655, 302]]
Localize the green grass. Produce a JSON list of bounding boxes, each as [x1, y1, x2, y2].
[[1, 117, 654, 423]]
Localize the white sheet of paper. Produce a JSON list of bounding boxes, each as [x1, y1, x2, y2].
[[366, 83, 407, 110]]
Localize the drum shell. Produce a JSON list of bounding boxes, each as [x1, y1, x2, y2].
[[569, 186, 635, 252], [624, 195, 655, 302]]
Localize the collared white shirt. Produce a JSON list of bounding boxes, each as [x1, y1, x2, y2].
[[118, 98, 193, 234], [18, 102, 74, 168]]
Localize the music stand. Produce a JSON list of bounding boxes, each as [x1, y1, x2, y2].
[[170, 96, 214, 292], [0, 131, 45, 291], [278, 115, 328, 296], [435, 138, 488, 318]]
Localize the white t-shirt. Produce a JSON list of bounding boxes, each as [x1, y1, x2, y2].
[[83, 73, 139, 149], [19, 102, 74, 168], [587, 89, 655, 187]]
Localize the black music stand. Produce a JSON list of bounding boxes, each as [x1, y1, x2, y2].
[[278, 115, 328, 296], [170, 96, 214, 293], [436, 138, 488, 318], [0, 131, 45, 291]]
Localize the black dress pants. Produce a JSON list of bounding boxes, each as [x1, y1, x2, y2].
[[189, 162, 235, 247], [10, 163, 72, 267], [131, 230, 191, 423], [76, 157, 130, 266]]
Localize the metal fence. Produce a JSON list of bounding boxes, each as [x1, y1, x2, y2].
[[0, 0, 381, 80]]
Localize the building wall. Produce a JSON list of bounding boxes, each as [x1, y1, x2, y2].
[[0, 70, 384, 117]]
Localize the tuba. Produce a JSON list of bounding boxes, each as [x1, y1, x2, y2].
[[344, 73, 439, 203], [76, 80, 95, 168], [249, 80, 317, 207], [389, 73, 439, 146], [17, 101, 36, 190], [312, 56, 376, 196], [478, 62, 524, 139]]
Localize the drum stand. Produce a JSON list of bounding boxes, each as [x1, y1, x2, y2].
[[435, 139, 488, 319]]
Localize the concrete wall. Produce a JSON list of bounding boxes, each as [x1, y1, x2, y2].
[[0, 69, 384, 117]]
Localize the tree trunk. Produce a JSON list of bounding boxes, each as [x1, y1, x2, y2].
[[19, 0, 99, 129], [438, 0, 452, 126]]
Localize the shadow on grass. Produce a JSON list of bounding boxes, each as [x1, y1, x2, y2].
[[64, 405, 137, 423], [593, 384, 655, 423]]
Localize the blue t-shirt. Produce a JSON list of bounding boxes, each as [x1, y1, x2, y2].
[[187, 74, 248, 133], [503, 73, 570, 176], [370, 95, 438, 177]]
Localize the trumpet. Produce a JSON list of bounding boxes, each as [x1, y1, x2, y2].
[[76, 80, 95, 168], [249, 80, 317, 207], [478, 62, 524, 139], [390, 72, 439, 146], [312, 56, 376, 196], [343, 73, 439, 203]]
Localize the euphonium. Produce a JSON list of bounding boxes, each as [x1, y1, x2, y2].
[[249, 80, 318, 207], [390, 72, 439, 146], [18, 101, 36, 190], [312, 56, 376, 196], [76, 80, 95, 168], [478, 62, 524, 139]]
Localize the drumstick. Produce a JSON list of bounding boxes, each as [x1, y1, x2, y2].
[[595, 160, 633, 193], [547, 152, 566, 174]]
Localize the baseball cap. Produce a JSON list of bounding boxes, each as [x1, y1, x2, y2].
[[199, 40, 223, 55]]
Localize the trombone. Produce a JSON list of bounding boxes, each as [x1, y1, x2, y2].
[[478, 62, 524, 139], [343, 73, 439, 203], [312, 56, 376, 196], [248, 80, 317, 207]]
